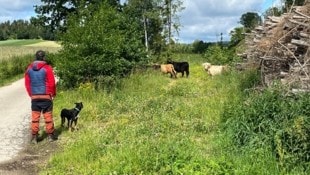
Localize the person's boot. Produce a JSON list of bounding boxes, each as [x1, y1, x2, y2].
[[48, 133, 58, 142], [30, 134, 38, 144]]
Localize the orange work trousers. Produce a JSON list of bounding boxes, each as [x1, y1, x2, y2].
[[31, 99, 55, 135]]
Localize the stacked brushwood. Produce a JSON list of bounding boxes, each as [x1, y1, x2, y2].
[[240, 2, 310, 92]]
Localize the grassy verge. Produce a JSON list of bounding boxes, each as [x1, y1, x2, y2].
[[41, 57, 245, 174]]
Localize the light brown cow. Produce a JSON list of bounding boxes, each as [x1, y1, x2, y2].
[[203, 63, 228, 76], [207, 65, 228, 76], [160, 64, 177, 78], [202, 62, 212, 71]]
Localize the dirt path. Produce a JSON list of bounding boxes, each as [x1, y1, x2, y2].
[[0, 79, 58, 175], [0, 79, 30, 162]]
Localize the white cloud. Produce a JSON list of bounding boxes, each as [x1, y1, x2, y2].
[[175, 0, 269, 43], [0, 0, 276, 44], [0, 0, 41, 22]]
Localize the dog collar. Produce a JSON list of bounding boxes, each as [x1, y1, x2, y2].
[[74, 108, 80, 112]]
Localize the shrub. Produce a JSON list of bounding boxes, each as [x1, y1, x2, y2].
[[202, 45, 241, 65]]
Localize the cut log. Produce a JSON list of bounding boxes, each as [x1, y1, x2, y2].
[[293, 9, 310, 18], [292, 15, 306, 19], [300, 32, 309, 38], [291, 39, 309, 46], [280, 71, 289, 78], [288, 19, 309, 26], [253, 38, 261, 43], [267, 16, 282, 23], [255, 26, 264, 31]]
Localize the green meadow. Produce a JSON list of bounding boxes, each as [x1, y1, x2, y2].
[[0, 39, 60, 60], [1, 41, 310, 174], [46, 57, 245, 174]]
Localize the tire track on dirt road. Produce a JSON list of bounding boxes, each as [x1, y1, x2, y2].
[[0, 79, 30, 164]]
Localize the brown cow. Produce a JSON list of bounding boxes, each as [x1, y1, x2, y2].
[[160, 64, 177, 78]]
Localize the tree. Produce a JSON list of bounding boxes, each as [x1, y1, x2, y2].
[[0, 20, 44, 40], [161, 0, 184, 45], [124, 0, 162, 53], [192, 40, 211, 54], [123, 0, 183, 57], [239, 12, 262, 32], [57, 1, 146, 88], [263, 7, 282, 18], [34, 0, 121, 36], [229, 27, 245, 47], [283, 0, 305, 12]]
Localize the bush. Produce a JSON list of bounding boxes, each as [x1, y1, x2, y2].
[[202, 45, 241, 65]]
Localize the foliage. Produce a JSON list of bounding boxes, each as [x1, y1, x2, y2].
[[123, 0, 165, 55], [229, 27, 245, 48], [222, 84, 310, 171], [283, 0, 306, 12], [263, 7, 283, 18], [57, 1, 146, 89], [123, 0, 184, 56], [160, 0, 184, 46], [170, 43, 193, 54], [34, 0, 120, 34], [192, 40, 213, 54], [202, 44, 240, 65], [0, 20, 45, 40], [239, 12, 262, 32]]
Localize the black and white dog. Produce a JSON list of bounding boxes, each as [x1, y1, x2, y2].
[[61, 102, 83, 131]]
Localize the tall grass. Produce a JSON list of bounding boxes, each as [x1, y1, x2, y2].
[[221, 84, 310, 174], [0, 46, 60, 60], [0, 40, 61, 85], [0, 54, 33, 85], [0, 40, 60, 60], [42, 58, 248, 174]]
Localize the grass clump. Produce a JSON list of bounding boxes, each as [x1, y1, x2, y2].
[[222, 83, 310, 173]]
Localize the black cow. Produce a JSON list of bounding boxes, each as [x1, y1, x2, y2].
[[167, 60, 189, 78]]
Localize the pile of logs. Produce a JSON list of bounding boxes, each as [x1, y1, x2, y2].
[[241, 2, 310, 92]]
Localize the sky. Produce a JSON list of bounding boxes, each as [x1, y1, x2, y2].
[[0, 0, 282, 43]]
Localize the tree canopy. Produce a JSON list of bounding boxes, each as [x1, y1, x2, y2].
[[33, 0, 121, 34], [239, 12, 261, 32], [56, 1, 147, 88]]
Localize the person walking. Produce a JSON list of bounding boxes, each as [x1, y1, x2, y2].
[[24, 50, 58, 143]]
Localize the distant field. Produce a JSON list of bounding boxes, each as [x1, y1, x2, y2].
[[0, 40, 61, 60], [0, 39, 61, 47]]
